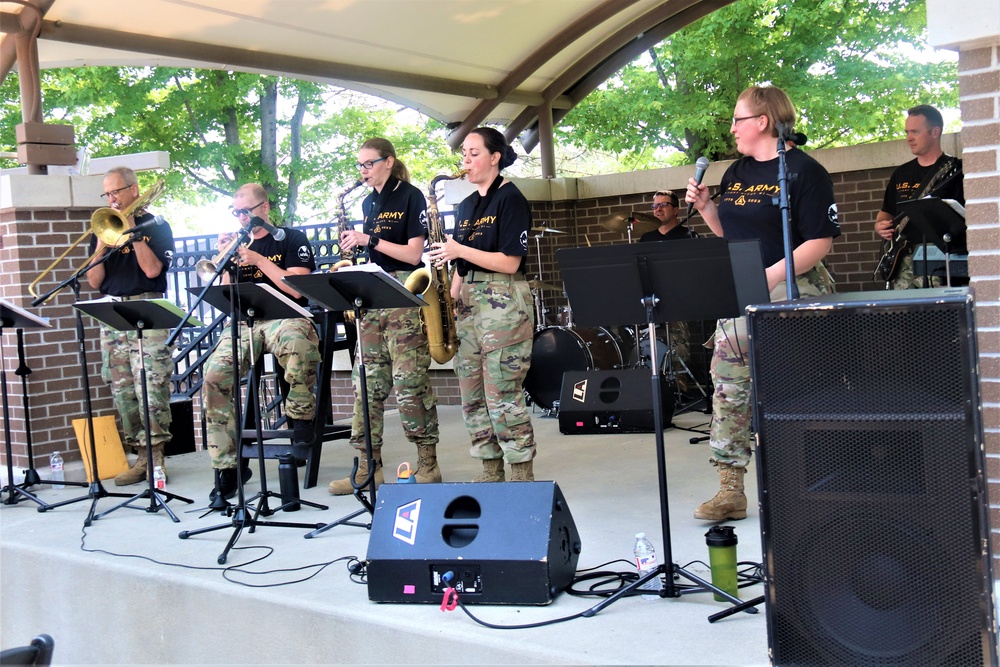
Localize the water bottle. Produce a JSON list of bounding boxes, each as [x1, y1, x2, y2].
[[153, 466, 166, 491], [277, 454, 300, 512], [633, 532, 660, 597], [396, 462, 416, 484], [705, 525, 739, 602], [50, 451, 65, 489]]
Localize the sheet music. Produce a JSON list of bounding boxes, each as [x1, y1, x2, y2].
[[254, 283, 314, 319], [0, 299, 52, 329], [940, 199, 966, 218], [327, 262, 404, 285]]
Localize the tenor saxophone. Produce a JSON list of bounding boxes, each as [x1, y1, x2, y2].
[[404, 171, 465, 364], [332, 179, 364, 271]]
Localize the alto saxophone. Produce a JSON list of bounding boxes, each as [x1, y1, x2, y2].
[[404, 171, 465, 364], [332, 179, 364, 271]]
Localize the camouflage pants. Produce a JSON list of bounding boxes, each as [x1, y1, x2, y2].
[[892, 251, 944, 290], [203, 318, 320, 469], [455, 279, 536, 464], [709, 264, 834, 468], [349, 297, 439, 453], [100, 326, 174, 450]]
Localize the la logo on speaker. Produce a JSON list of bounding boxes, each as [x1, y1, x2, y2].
[[392, 499, 421, 545], [571, 378, 588, 403]]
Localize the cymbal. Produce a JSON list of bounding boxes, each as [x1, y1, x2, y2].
[[600, 211, 659, 235], [531, 226, 568, 234], [528, 279, 562, 292]]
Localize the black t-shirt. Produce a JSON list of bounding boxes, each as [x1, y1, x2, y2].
[[361, 178, 427, 272], [881, 154, 965, 217], [233, 226, 315, 307], [453, 182, 531, 276], [639, 225, 698, 243], [89, 211, 173, 296], [717, 148, 841, 267]]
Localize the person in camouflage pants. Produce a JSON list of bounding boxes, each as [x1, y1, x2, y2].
[[87, 166, 175, 487], [428, 126, 537, 482], [709, 265, 834, 468], [328, 138, 442, 494]]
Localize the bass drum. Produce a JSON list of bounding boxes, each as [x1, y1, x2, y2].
[[525, 326, 625, 410]]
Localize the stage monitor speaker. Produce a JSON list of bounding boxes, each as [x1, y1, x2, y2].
[[747, 288, 997, 667], [558, 368, 674, 434], [366, 481, 581, 605]]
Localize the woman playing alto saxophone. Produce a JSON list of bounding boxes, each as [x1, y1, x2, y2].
[[327, 137, 443, 495], [427, 127, 537, 483]]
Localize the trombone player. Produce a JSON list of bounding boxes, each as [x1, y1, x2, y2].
[[86, 166, 175, 487]]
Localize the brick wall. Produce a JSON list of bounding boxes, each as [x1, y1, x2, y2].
[[0, 206, 113, 468], [959, 44, 1000, 564]]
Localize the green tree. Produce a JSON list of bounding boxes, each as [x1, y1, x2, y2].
[[558, 0, 958, 164], [0, 67, 458, 226]]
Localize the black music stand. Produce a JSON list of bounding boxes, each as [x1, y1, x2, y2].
[[283, 267, 425, 539], [1, 300, 59, 508], [557, 238, 769, 621], [898, 198, 967, 286], [75, 299, 196, 522], [178, 283, 328, 564]]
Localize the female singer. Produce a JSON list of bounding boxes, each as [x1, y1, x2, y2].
[[685, 85, 840, 521], [328, 138, 441, 494], [428, 128, 536, 482]]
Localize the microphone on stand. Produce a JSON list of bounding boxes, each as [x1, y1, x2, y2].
[[122, 215, 167, 236], [687, 156, 711, 221], [249, 216, 286, 241]]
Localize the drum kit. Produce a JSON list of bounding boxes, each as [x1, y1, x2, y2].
[[523, 213, 708, 413]]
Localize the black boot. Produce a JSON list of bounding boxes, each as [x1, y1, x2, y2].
[[209, 463, 253, 503], [288, 417, 317, 447]]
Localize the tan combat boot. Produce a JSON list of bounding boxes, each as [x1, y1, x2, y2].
[[151, 443, 167, 482], [414, 444, 442, 483], [510, 460, 534, 482], [114, 449, 149, 486], [328, 451, 383, 495], [472, 458, 505, 482], [694, 463, 747, 521]]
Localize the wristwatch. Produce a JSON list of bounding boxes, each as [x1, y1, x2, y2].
[[368, 235, 380, 249]]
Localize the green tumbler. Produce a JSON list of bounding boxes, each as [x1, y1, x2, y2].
[[705, 525, 739, 602]]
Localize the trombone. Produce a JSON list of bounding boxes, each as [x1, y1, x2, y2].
[[28, 179, 166, 301]]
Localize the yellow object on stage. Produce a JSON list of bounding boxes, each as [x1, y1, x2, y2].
[[72, 415, 129, 482]]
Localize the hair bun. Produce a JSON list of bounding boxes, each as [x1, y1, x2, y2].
[[500, 145, 518, 170]]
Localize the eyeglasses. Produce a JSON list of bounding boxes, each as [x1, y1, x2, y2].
[[101, 185, 134, 200], [231, 201, 266, 218], [356, 157, 387, 170], [732, 114, 762, 125], [651, 203, 675, 210]]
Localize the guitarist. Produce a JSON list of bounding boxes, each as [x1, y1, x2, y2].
[[874, 104, 964, 289]]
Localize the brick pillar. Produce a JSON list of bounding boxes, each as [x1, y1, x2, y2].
[[1, 176, 111, 470]]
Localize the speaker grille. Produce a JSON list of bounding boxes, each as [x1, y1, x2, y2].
[[748, 291, 996, 666]]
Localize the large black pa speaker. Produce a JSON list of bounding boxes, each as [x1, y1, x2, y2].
[[558, 368, 674, 434], [747, 288, 997, 667], [366, 481, 581, 605]]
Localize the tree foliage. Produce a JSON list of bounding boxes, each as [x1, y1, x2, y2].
[[558, 0, 958, 164], [0, 67, 458, 226]]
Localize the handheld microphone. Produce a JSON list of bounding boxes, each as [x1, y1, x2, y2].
[[250, 216, 286, 241], [687, 156, 710, 221], [123, 215, 166, 236]]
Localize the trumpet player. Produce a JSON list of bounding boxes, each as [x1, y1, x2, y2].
[[86, 166, 175, 487], [201, 183, 321, 503], [327, 138, 442, 495], [428, 128, 537, 483]]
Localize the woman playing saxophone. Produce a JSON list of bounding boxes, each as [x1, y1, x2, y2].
[[327, 137, 443, 495]]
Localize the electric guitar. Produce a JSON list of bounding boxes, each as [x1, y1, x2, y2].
[[873, 158, 962, 283]]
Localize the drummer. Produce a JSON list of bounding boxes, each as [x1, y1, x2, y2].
[[639, 190, 698, 242], [637, 189, 696, 379]]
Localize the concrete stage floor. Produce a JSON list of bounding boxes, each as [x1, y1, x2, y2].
[[2, 401, 772, 665]]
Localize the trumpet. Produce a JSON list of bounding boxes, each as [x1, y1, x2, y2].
[[195, 232, 254, 282], [29, 179, 165, 301]]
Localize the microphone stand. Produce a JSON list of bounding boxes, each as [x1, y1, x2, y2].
[[31, 249, 133, 521], [775, 123, 798, 301]]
